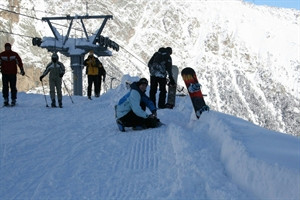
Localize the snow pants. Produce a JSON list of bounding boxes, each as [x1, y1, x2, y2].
[[149, 76, 167, 108], [87, 75, 99, 97], [96, 74, 103, 97], [119, 110, 158, 128], [49, 77, 62, 101], [2, 74, 17, 100]]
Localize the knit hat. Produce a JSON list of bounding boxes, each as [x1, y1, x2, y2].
[[5, 43, 11, 48], [138, 78, 148, 86]]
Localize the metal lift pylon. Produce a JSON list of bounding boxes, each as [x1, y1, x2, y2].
[[32, 15, 119, 96]]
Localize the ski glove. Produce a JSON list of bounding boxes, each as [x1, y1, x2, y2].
[[39, 75, 44, 81], [151, 110, 157, 117], [20, 69, 25, 76], [148, 114, 156, 119]]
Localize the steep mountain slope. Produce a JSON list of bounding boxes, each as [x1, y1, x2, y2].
[[0, 0, 299, 135]]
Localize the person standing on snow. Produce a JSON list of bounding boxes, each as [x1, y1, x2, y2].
[[115, 78, 159, 132], [40, 52, 65, 108], [0, 43, 25, 106], [148, 47, 175, 109], [83, 50, 101, 99]]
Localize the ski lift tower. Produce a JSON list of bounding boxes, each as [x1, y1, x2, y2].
[[32, 15, 119, 96]]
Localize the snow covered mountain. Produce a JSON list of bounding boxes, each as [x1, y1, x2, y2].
[[0, 0, 299, 135], [0, 77, 299, 199]]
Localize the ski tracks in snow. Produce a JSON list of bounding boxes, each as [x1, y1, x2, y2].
[[100, 128, 165, 199]]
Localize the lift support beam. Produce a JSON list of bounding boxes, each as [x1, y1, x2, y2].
[[33, 15, 118, 96]]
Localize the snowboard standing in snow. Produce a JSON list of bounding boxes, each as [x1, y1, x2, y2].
[[166, 65, 179, 109], [181, 67, 209, 118]]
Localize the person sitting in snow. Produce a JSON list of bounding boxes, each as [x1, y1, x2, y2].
[[40, 52, 65, 108], [115, 78, 160, 132]]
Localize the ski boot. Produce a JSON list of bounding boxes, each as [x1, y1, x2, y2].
[[11, 99, 16, 106], [51, 99, 57, 108], [58, 100, 63, 108], [3, 98, 9, 106]]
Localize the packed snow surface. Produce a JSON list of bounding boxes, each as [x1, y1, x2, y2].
[[0, 77, 299, 199]]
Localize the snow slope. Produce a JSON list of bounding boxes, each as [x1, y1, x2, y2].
[[0, 76, 299, 200]]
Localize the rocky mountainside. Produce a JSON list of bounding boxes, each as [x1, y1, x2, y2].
[[0, 0, 299, 135]]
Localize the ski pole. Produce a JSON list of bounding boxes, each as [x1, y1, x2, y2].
[[18, 73, 31, 79], [104, 82, 108, 93], [25, 75, 30, 79], [41, 80, 49, 107], [62, 79, 74, 104]]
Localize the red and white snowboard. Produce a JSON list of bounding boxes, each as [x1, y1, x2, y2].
[[181, 67, 209, 118]]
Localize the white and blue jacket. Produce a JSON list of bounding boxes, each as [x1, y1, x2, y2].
[[116, 82, 156, 119]]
